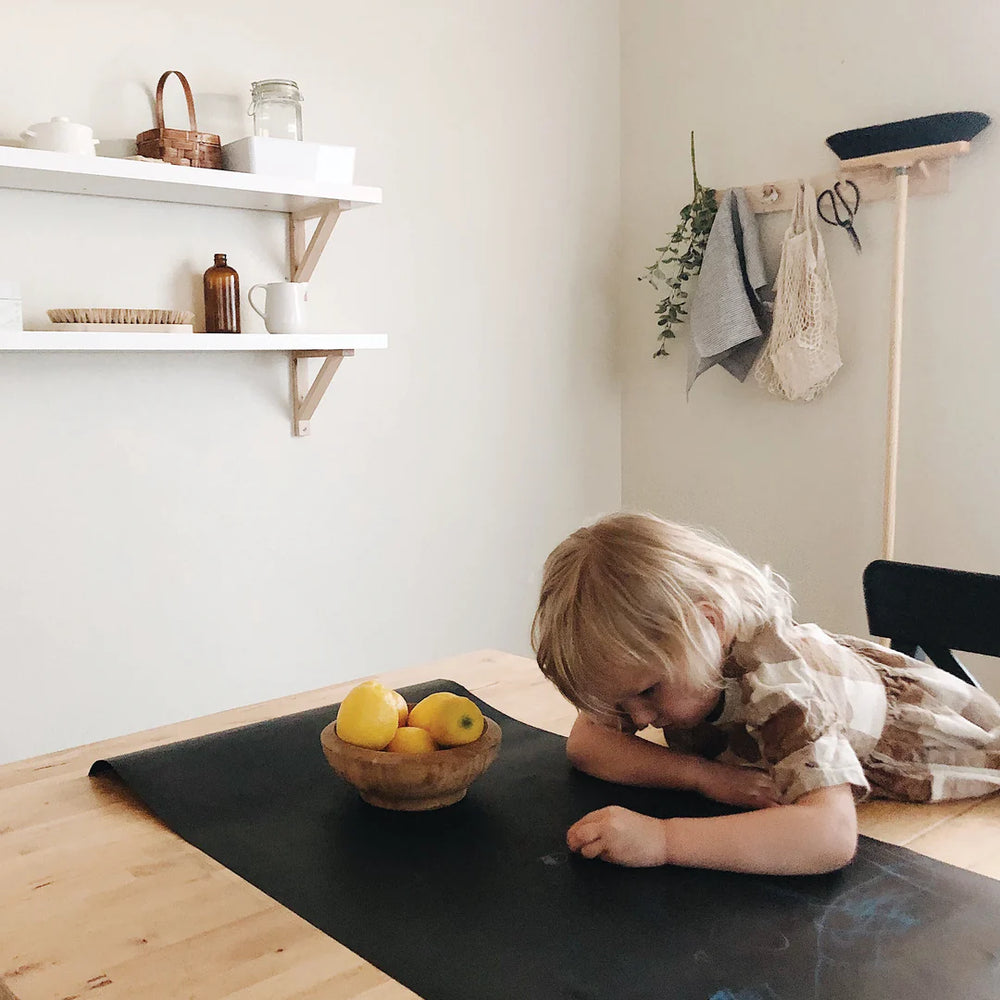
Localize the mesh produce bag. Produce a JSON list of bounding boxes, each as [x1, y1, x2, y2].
[[753, 182, 842, 400]]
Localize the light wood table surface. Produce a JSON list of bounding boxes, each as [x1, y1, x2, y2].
[[2, 649, 998, 1000]]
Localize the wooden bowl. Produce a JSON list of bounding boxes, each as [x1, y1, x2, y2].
[[320, 715, 502, 811]]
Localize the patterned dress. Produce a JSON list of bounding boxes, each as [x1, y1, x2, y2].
[[663, 622, 1000, 804]]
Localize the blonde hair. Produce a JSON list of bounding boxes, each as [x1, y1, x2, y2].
[[531, 511, 794, 726]]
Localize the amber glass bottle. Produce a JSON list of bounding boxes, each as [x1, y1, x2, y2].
[[203, 253, 241, 333]]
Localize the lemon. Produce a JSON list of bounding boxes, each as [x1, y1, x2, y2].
[[389, 689, 409, 727], [387, 726, 438, 753], [406, 691, 454, 730], [335, 681, 399, 749], [408, 692, 485, 747]]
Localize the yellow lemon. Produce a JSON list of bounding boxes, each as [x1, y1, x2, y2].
[[406, 691, 455, 730], [408, 692, 485, 747], [390, 689, 409, 727], [335, 681, 399, 750], [386, 726, 438, 754]]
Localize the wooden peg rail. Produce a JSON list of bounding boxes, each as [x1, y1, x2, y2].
[[723, 140, 970, 214]]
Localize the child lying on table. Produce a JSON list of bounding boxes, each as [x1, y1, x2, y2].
[[531, 512, 1000, 875]]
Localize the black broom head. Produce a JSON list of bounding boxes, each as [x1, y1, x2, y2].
[[826, 111, 990, 160]]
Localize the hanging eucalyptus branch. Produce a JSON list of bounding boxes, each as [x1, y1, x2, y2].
[[640, 132, 718, 357]]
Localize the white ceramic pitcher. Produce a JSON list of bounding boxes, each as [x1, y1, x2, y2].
[[248, 281, 309, 334]]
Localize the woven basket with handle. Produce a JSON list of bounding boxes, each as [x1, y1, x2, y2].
[[136, 70, 222, 168]]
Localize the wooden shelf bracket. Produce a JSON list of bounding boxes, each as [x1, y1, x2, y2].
[[290, 349, 354, 437], [288, 205, 342, 283], [285, 204, 353, 435]]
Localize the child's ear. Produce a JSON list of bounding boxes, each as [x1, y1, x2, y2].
[[696, 602, 726, 642]]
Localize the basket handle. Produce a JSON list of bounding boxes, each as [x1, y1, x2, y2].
[[154, 70, 199, 133]]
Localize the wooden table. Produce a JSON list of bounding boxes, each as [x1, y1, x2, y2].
[[3, 650, 999, 1000]]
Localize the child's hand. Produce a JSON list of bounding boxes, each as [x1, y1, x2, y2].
[[695, 761, 780, 809], [566, 806, 669, 867]]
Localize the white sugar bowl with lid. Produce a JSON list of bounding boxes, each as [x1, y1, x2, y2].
[[21, 117, 99, 156]]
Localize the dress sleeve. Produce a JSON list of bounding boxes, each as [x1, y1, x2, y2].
[[737, 656, 870, 803]]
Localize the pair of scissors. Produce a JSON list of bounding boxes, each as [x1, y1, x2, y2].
[[817, 180, 862, 254]]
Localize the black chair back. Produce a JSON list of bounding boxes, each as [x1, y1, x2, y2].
[[862, 559, 1000, 688]]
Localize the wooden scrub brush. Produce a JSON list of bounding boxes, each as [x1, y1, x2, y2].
[[47, 308, 195, 333]]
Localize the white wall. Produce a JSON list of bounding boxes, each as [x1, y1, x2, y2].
[[0, 0, 622, 762], [620, 0, 1000, 694]]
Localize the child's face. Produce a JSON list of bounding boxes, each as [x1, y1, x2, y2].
[[615, 668, 720, 731], [612, 604, 726, 731]]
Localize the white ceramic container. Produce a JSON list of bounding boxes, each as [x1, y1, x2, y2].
[[248, 281, 309, 334], [222, 137, 355, 184], [21, 117, 99, 156]]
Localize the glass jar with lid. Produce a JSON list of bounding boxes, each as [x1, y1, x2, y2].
[[248, 79, 304, 141]]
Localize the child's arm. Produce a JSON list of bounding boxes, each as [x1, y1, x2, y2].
[[566, 784, 858, 875], [567, 713, 778, 810]]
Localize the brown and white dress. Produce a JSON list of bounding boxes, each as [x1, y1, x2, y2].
[[664, 621, 1000, 804]]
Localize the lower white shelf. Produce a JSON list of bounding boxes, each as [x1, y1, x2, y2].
[[0, 332, 388, 352]]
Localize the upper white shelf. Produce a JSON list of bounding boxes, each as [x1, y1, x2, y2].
[[0, 332, 387, 352], [0, 145, 382, 214]]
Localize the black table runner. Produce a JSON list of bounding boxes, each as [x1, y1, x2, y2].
[[90, 679, 1000, 1000]]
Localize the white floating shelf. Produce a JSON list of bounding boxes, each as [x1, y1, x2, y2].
[[0, 145, 382, 214], [0, 332, 388, 352], [0, 145, 386, 436]]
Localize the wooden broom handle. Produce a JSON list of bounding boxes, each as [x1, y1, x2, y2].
[[882, 167, 909, 562], [154, 71, 199, 133]]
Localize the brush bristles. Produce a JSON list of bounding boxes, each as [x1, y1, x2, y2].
[[47, 308, 196, 325]]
